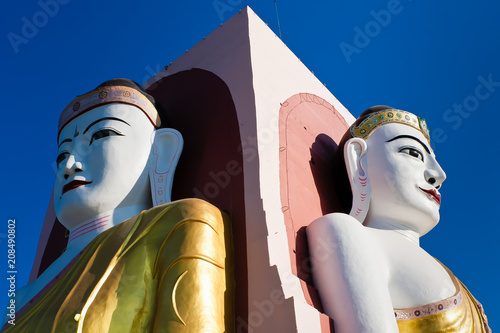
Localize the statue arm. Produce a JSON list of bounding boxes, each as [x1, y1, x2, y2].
[[151, 199, 232, 332], [307, 213, 398, 333]]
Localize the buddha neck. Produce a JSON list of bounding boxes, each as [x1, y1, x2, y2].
[[65, 204, 150, 251], [364, 217, 421, 246], [14, 204, 150, 313]]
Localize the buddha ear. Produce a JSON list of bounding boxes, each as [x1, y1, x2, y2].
[[345, 138, 371, 223], [149, 128, 184, 206]]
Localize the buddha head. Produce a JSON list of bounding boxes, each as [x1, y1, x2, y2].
[[54, 79, 183, 230], [334, 106, 446, 236]]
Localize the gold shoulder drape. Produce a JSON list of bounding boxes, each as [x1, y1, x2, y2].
[[3, 198, 233, 332], [396, 263, 490, 333]]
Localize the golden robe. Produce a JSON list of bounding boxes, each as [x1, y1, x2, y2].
[[395, 263, 490, 333], [2, 198, 233, 332]]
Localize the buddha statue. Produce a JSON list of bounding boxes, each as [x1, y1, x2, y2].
[[2, 79, 233, 332], [307, 106, 490, 332]]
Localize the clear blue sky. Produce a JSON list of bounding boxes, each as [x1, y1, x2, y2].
[[1, 0, 499, 328]]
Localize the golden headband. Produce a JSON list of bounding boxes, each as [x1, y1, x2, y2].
[[350, 109, 430, 143], [58, 85, 161, 139]]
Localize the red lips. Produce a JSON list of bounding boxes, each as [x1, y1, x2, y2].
[[62, 180, 92, 195], [419, 187, 441, 205]]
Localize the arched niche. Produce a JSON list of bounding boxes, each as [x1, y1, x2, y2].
[[279, 93, 349, 330]]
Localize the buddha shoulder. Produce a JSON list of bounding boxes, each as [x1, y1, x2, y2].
[[132, 198, 226, 238], [307, 213, 366, 240]]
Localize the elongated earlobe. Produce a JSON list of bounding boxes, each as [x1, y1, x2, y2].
[[345, 138, 371, 223], [149, 128, 184, 206]]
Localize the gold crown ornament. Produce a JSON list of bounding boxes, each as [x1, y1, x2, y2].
[[350, 109, 430, 143]]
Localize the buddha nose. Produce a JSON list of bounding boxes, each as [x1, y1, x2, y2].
[[63, 155, 83, 180], [425, 159, 446, 189]]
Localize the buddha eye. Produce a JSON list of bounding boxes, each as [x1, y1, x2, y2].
[[399, 147, 424, 161], [89, 129, 123, 145], [56, 152, 69, 168]]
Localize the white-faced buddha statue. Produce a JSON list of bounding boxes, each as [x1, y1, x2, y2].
[[307, 106, 490, 332], [2, 79, 233, 332]]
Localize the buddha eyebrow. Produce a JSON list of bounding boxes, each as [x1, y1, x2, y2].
[[58, 138, 72, 148], [386, 135, 430, 154], [83, 117, 131, 134]]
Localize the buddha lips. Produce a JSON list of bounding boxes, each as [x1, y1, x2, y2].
[[419, 187, 441, 205], [62, 180, 93, 195]]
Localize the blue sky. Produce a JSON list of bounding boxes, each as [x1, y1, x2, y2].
[[1, 0, 499, 328]]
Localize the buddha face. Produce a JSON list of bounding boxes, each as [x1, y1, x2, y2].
[[363, 123, 446, 235], [54, 103, 156, 229]]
